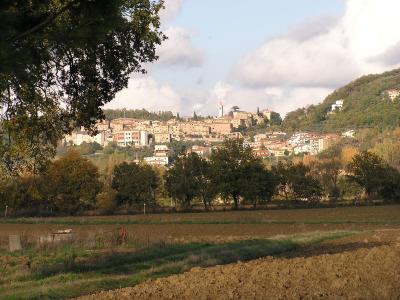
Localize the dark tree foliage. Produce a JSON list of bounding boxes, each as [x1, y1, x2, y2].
[[269, 111, 282, 126], [273, 162, 323, 202], [312, 155, 342, 201], [210, 139, 276, 209], [0, 0, 165, 174], [0, 150, 101, 215], [103, 109, 175, 121], [112, 162, 159, 205], [347, 151, 400, 200], [240, 162, 277, 208], [44, 150, 101, 214], [0, 176, 45, 215], [165, 153, 214, 209], [379, 167, 400, 202]]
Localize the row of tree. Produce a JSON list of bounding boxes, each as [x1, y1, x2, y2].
[[1, 139, 399, 216]]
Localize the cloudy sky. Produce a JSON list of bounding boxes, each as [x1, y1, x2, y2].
[[106, 0, 400, 117]]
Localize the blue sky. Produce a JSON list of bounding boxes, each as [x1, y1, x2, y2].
[[108, 0, 400, 116], [156, 0, 344, 89]]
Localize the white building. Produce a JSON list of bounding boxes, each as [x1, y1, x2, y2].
[[64, 130, 107, 146], [331, 100, 344, 112], [144, 156, 169, 166], [112, 130, 148, 147], [386, 89, 400, 101], [342, 129, 356, 138], [144, 145, 170, 166]]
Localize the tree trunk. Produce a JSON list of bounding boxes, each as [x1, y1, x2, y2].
[[232, 194, 239, 210]]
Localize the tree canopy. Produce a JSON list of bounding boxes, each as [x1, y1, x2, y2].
[[347, 151, 400, 200], [0, 0, 165, 174], [282, 69, 400, 133], [210, 139, 276, 209], [165, 152, 212, 209], [112, 162, 159, 205]]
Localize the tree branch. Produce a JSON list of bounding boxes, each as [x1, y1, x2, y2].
[[11, 0, 82, 42]]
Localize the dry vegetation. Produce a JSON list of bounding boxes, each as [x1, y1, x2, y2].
[[0, 205, 399, 299]]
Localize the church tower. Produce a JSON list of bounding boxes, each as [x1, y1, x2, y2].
[[218, 102, 224, 118]]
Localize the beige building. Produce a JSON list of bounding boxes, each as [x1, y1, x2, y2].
[[210, 122, 233, 134], [261, 110, 272, 120], [270, 147, 293, 157], [230, 118, 245, 128], [180, 122, 211, 136], [154, 133, 171, 144], [152, 124, 169, 134]]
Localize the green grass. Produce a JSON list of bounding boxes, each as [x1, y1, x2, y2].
[[0, 231, 356, 300]]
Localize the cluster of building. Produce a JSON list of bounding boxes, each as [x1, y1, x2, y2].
[[245, 132, 339, 158], [64, 105, 275, 148], [63, 104, 354, 166]]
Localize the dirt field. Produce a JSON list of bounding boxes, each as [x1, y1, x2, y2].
[[1, 205, 399, 247], [1, 206, 400, 299], [81, 229, 400, 300]]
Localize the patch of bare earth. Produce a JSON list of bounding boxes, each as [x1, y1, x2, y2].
[[80, 230, 400, 300]]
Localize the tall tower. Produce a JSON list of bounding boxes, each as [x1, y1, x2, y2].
[[218, 102, 224, 118]]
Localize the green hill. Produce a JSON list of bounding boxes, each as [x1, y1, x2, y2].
[[282, 69, 400, 132]]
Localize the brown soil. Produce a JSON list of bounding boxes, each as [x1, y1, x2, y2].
[[19, 205, 400, 222], [80, 229, 400, 300], [1, 206, 400, 247], [1, 222, 400, 248]]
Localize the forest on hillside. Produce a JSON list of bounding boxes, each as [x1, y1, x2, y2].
[[282, 69, 400, 132], [103, 109, 176, 121]]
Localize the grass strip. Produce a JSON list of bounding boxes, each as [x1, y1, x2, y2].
[[0, 231, 355, 300]]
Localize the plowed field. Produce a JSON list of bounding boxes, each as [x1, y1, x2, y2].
[[81, 229, 400, 300]]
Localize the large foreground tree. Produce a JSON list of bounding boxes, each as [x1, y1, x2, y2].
[[0, 0, 165, 174]]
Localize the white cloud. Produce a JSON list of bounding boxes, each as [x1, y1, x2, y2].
[[158, 27, 205, 68], [105, 76, 182, 113], [157, 0, 205, 69], [159, 0, 184, 24], [229, 0, 400, 115], [198, 82, 330, 117]]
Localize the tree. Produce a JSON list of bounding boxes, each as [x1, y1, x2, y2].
[[77, 142, 103, 156], [273, 162, 322, 202], [210, 139, 275, 209], [379, 167, 400, 202], [0, 175, 46, 215], [371, 139, 400, 170], [347, 151, 386, 199], [241, 162, 277, 208], [165, 153, 213, 209], [44, 150, 101, 213], [112, 162, 159, 205], [270, 112, 282, 126], [347, 151, 400, 200], [317, 158, 342, 200], [0, 0, 165, 174]]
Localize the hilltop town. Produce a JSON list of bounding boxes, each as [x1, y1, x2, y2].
[[63, 104, 347, 166]]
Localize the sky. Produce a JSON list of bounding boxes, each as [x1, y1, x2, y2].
[[106, 0, 400, 117]]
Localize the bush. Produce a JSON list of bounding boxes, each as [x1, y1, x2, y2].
[[96, 187, 117, 213]]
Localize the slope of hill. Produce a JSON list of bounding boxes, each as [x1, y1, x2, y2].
[[282, 69, 400, 132]]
